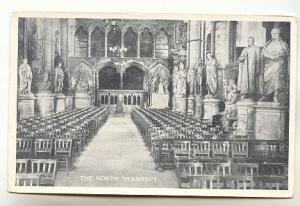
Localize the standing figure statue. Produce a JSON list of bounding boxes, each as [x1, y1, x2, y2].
[[174, 56, 187, 96], [205, 53, 218, 97], [237, 37, 261, 99], [54, 62, 64, 93], [187, 66, 196, 96], [18, 58, 32, 94], [195, 58, 205, 96], [260, 28, 289, 102]]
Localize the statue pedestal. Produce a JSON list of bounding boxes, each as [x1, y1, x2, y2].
[[74, 92, 90, 108], [254, 102, 288, 140], [151, 93, 169, 109], [187, 95, 195, 115], [172, 96, 187, 114], [18, 93, 35, 120], [203, 97, 220, 121], [55, 94, 66, 113], [235, 99, 256, 137], [195, 95, 204, 119], [35, 93, 55, 117]]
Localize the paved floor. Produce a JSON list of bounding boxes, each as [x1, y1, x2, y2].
[[55, 116, 178, 188]]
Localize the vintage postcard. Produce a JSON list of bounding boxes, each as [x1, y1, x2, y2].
[[8, 12, 296, 197]]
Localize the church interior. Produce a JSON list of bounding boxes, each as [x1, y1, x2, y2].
[[16, 18, 290, 190]]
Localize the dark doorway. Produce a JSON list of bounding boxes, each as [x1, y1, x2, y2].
[[123, 66, 144, 90], [98, 66, 120, 90]]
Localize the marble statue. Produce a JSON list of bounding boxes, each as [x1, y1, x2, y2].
[[205, 53, 218, 97], [195, 58, 205, 96], [174, 57, 187, 96], [148, 63, 170, 94], [158, 80, 164, 94], [237, 37, 261, 99], [260, 27, 289, 102], [187, 66, 196, 95], [225, 79, 239, 119], [54, 62, 64, 93], [18, 58, 32, 94]]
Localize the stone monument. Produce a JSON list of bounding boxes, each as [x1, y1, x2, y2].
[[18, 58, 35, 119], [54, 62, 66, 112], [254, 102, 287, 140], [172, 51, 188, 113], [148, 63, 170, 109], [187, 66, 197, 115], [203, 53, 219, 121], [254, 27, 289, 140], [70, 62, 94, 108]]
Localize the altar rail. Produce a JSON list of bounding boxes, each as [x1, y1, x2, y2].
[[97, 90, 147, 114]]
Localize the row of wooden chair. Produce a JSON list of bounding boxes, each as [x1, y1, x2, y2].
[[176, 160, 288, 189], [131, 108, 288, 190], [16, 159, 57, 186], [16, 107, 109, 186]]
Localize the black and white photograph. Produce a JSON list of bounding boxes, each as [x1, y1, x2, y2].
[[8, 13, 296, 197]]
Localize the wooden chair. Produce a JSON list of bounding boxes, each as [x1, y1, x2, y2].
[[231, 141, 248, 158], [34, 139, 53, 158], [233, 176, 256, 189], [15, 174, 41, 186], [16, 159, 29, 173], [192, 140, 211, 158], [54, 139, 73, 171], [16, 138, 32, 158], [212, 141, 230, 158], [174, 141, 191, 168], [232, 163, 258, 179], [31, 159, 57, 186]]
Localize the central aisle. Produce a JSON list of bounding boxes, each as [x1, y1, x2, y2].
[[55, 116, 178, 188]]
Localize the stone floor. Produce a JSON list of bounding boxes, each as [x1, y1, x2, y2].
[[55, 116, 178, 188]]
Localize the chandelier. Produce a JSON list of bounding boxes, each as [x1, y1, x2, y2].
[[109, 46, 128, 74]]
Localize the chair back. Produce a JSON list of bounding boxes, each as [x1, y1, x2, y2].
[[34, 139, 53, 157], [16, 159, 29, 173], [54, 139, 72, 156]]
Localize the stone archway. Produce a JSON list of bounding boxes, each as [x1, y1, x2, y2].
[[94, 59, 149, 112]]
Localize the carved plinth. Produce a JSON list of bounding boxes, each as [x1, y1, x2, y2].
[[151, 93, 169, 109], [203, 97, 220, 121], [35, 93, 55, 117], [172, 96, 187, 114], [18, 93, 35, 120], [235, 99, 256, 137], [195, 95, 204, 119], [55, 94, 66, 113], [187, 95, 195, 115], [254, 102, 288, 140], [74, 92, 90, 108]]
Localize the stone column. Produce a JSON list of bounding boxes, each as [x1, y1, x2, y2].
[[186, 20, 201, 115], [235, 99, 256, 137], [137, 34, 140, 58], [35, 18, 55, 117], [203, 97, 220, 121], [210, 21, 216, 56], [254, 102, 288, 140], [60, 18, 68, 65]]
